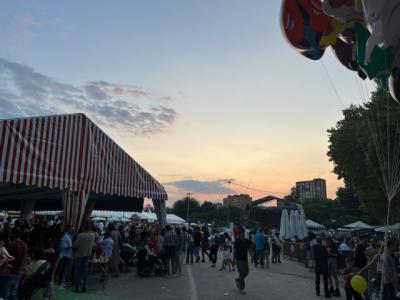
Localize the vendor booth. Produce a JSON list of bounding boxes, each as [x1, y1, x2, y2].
[[0, 113, 168, 229]]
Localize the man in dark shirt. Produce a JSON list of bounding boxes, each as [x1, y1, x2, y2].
[[4, 227, 28, 300], [354, 236, 368, 270], [233, 229, 251, 295], [313, 236, 331, 298]]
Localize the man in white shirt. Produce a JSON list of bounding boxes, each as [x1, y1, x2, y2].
[[339, 238, 352, 251]]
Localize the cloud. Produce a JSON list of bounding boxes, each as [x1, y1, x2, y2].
[[0, 58, 177, 136], [164, 179, 235, 194]]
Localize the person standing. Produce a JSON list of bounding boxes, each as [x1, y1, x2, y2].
[[186, 229, 194, 264], [209, 230, 219, 268], [193, 227, 202, 263], [109, 223, 121, 277], [233, 229, 251, 295], [73, 222, 95, 293], [313, 236, 331, 298], [175, 227, 183, 276], [1, 227, 28, 300], [201, 227, 210, 263], [56, 225, 74, 286], [163, 225, 178, 276], [264, 229, 270, 269], [254, 228, 265, 268], [272, 233, 281, 263], [326, 237, 340, 297], [180, 227, 189, 267]]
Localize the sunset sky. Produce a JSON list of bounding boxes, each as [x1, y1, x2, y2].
[[0, 1, 376, 205]]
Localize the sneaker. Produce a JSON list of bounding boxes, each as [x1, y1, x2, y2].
[[239, 290, 246, 295], [316, 292, 320, 296], [235, 278, 240, 289], [334, 288, 341, 297]]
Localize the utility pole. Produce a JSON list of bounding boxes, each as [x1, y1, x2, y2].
[[186, 192, 193, 227]]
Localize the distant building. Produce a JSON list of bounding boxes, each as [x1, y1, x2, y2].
[[295, 178, 327, 202], [223, 194, 252, 209]]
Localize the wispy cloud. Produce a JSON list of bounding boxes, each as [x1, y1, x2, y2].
[[0, 58, 177, 136], [164, 179, 234, 194]]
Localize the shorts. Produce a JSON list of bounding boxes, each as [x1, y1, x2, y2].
[[328, 257, 337, 273]]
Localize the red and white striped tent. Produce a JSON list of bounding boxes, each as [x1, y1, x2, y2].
[[0, 113, 167, 229]]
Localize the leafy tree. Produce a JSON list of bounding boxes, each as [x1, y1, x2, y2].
[[327, 87, 400, 220], [171, 197, 200, 221]]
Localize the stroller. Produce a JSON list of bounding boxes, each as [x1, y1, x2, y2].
[[136, 248, 166, 277], [120, 243, 137, 272], [18, 261, 54, 300]]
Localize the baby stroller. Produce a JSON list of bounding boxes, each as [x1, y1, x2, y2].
[[18, 261, 54, 300], [120, 243, 137, 272], [136, 248, 166, 277]]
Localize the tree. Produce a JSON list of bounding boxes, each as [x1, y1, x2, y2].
[[327, 87, 400, 220], [171, 197, 200, 221]]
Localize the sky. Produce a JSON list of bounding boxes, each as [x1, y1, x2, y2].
[[0, 1, 376, 205]]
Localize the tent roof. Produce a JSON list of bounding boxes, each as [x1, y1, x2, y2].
[[344, 221, 372, 229], [0, 113, 166, 211], [375, 223, 400, 232], [306, 219, 325, 229]]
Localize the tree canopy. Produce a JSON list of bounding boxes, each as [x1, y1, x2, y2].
[[327, 88, 400, 220]]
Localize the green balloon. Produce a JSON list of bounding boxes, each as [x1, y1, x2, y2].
[[355, 22, 394, 90]]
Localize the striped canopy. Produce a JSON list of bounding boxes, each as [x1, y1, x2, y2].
[[0, 113, 167, 227]]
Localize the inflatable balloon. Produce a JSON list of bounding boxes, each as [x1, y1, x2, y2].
[[350, 275, 367, 294], [389, 67, 400, 102], [323, 0, 364, 24], [332, 37, 358, 71], [280, 0, 330, 60], [362, 0, 400, 64]]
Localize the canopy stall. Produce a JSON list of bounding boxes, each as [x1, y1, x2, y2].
[[0, 113, 168, 229], [344, 221, 372, 229], [306, 219, 325, 230]]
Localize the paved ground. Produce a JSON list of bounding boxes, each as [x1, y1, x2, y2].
[[54, 258, 340, 300]]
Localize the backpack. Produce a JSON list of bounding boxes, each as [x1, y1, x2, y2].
[[18, 262, 54, 299]]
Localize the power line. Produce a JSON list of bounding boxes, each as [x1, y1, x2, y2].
[[226, 180, 287, 195]]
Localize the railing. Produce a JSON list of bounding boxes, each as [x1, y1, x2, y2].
[[282, 241, 307, 263]]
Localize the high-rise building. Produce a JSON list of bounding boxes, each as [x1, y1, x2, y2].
[[223, 194, 252, 209], [295, 178, 327, 202]]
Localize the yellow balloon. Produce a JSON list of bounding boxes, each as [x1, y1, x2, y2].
[[351, 275, 367, 294]]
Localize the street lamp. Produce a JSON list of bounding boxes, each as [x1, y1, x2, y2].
[[186, 192, 193, 227]]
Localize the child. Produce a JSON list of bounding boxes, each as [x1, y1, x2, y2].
[[343, 257, 363, 300], [219, 244, 232, 272]]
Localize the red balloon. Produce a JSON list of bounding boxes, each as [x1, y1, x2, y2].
[[280, 0, 330, 60]]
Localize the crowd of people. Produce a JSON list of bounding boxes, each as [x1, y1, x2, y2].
[[306, 231, 400, 300], [0, 215, 284, 299]]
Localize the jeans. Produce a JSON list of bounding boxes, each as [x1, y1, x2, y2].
[[186, 245, 194, 264], [75, 256, 90, 290], [201, 247, 209, 262], [255, 249, 265, 267], [1, 274, 21, 300], [57, 256, 71, 285], [315, 265, 329, 296], [209, 245, 219, 265], [236, 260, 249, 291], [193, 246, 200, 261], [383, 283, 396, 300]]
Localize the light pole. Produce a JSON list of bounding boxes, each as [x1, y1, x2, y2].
[[186, 192, 193, 227]]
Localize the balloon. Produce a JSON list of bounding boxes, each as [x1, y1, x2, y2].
[[331, 37, 358, 71], [362, 0, 400, 64], [389, 67, 400, 102], [323, 0, 364, 24], [350, 275, 367, 294], [354, 22, 394, 84], [280, 0, 330, 60], [320, 18, 342, 48]]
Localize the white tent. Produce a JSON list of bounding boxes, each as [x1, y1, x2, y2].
[[166, 214, 186, 225], [279, 209, 289, 239], [299, 208, 308, 239], [345, 221, 372, 229], [306, 219, 325, 230], [375, 223, 400, 232], [288, 210, 296, 241]]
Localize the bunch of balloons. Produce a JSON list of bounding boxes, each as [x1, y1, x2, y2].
[[280, 0, 400, 101]]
